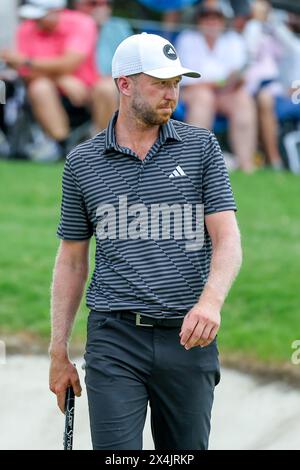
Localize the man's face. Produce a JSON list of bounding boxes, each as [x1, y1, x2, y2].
[[129, 73, 181, 126], [36, 11, 60, 31], [198, 12, 225, 40]]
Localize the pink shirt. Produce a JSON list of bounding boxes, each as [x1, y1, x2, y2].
[[17, 9, 99, 87]]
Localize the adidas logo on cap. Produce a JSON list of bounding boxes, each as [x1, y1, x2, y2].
[[163, 44, 177, 61]]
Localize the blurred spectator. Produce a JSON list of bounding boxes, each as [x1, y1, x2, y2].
[[273, 12, 300, 172], [176, 1, 257, 172], [270, 11, 300, 89], [0, 0, 117, 157], [75, 0, 133, 76], [242, 1, 300, 170], [243, 0, 284, 169]]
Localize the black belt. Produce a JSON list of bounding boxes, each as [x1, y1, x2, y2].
[[92, 310, 185, 328]]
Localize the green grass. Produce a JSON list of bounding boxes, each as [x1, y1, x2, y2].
[[220, 170, 300, 362], [0, 161, 299, 364], [0, 161, 92, 340]]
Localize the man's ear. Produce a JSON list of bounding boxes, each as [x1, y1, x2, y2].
[[117, 76, 133, 97]]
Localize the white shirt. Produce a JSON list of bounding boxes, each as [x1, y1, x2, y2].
[[176, 29, 248, 86], [271, 22, 300, 89], [243, 19, 283, 95]]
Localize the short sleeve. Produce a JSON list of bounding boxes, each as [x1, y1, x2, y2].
[[57, 157, 93, 240], [202, 132, 237, 215]]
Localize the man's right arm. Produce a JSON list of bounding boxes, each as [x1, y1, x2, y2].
[[49, 239, 90, 413]]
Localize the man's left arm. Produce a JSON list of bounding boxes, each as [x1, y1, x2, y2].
[[180, 210, 242, 349]]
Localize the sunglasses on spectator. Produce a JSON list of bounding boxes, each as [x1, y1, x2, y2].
[[199, 12, 224, 19]]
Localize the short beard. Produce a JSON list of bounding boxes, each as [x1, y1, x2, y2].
[[131, 93, 173, 126]]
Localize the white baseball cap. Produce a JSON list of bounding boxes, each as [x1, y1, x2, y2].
[[19, 0, 66, 20], [112, 33, 201, 80]]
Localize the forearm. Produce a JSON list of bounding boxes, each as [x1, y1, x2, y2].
[[198, 234, 242, 310], [25, 57, 77, 76], [50, 260, 88, 357], [1, 48, 82, 76]]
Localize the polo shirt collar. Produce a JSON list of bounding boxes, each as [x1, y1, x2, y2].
[[104, 111, 119, 152], [104, 111, 182, 154], [160, 119, 182, 144]]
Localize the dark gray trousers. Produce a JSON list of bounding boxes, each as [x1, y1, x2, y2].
[[84, 310, 220, 450]]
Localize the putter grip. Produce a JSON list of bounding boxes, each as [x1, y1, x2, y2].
[[63, 386, 75, 450]]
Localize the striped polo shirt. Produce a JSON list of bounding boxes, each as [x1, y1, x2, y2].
[[57, 113, 237, 318]]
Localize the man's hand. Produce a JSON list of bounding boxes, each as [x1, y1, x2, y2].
[[0, 50, 25, 69], [49, 353, 82, 413], [179, 302, 221, 350]]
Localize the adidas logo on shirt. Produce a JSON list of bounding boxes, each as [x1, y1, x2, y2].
[[169, 165, 186, 178]]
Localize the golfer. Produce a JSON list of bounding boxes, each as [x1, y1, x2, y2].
[[49, 33, 242, 450]]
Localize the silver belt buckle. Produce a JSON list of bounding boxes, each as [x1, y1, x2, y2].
[[135, 313, 153, 327]]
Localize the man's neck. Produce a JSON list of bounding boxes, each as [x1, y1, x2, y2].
[[115, 109, 160, 160]]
